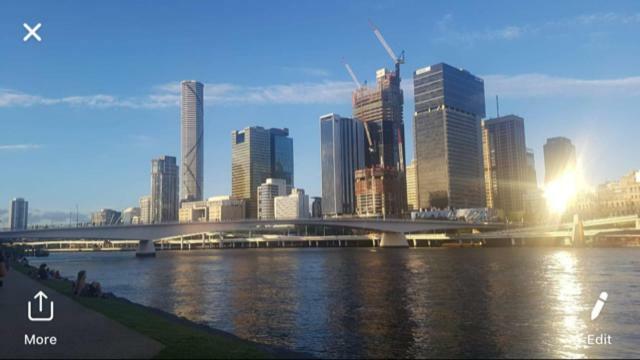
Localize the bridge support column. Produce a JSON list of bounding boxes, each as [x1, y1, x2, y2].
[[572, 213, 585, 247], [136, 240, 156, 258], [380, 232, 409, 248]]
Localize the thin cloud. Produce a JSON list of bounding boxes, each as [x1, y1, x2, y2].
[[484, 74, 640, 98], [281, 66, 331, 77], [0, 80, 354, 109], [0, 144, 43, 151], [436, 12, 640, 45]]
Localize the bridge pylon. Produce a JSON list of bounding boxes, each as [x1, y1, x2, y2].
[[571, 214, 585, 247], [136, 239, 156, 257], [379, 232, 409, 248]]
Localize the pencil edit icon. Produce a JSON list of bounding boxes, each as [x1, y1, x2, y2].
[[591, 291, 608, 321]]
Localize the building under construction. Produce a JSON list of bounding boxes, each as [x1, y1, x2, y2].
[[352, 65, 407, 217], [354, 166, 401, 217]]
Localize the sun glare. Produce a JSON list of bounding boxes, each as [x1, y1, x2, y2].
[[543, 169, 578, 215]]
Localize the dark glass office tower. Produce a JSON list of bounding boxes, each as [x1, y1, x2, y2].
[[320, 113, 365, 216], [150, 156, 179, 223], [413, 63, 486, 209], [482, 115, 528, 214], [270, 128, 294, 186], [543, 136, 576, 184]]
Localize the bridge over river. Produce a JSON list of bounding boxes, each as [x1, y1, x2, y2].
[[0, 218, 504, 255]]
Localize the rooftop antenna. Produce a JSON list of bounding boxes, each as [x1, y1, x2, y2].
[[496, 95, 500, 118]]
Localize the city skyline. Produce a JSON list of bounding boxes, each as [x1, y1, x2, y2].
[[2, 1, 640, 222]]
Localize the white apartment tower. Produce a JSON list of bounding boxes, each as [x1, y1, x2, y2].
[[181, 80, 204, 202]]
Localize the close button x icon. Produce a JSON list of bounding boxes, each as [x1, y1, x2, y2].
[[23, 23, 42, 42]]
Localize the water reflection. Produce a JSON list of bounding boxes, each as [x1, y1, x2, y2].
[[546, 250, 588, 358], [31, 248, 640, 359]]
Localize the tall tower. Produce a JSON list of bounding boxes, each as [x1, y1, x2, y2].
[[151, 156, 179, 223], [544, 137, 576, 184], [413, 63, 486, 209], [181, 80, 204, 202], [231, 126, 293, 218], [352, 67, 406, 217], [320, 113, 365, 216], [9, 197, 28, 230], [482, 115, 528, 214]]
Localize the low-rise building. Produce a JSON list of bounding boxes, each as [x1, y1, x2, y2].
[[122, 207, 141, 224], [179, 200, 208, 223], [207, 196, 245, 222], [257, 178, 288, 220], [275, 188, 309, 219], [311, 197, 322, 218], [91, 209, 121, 225]]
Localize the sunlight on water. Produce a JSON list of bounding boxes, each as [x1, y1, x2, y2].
[[547, 250, 588, 358]]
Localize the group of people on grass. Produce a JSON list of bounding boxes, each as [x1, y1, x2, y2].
[[0, 247, 103, 298]]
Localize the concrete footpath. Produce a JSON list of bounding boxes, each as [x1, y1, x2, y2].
[[0, 269, 163, 359]]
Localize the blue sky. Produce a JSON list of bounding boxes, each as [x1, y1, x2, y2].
[[1, 0, 640, 224]]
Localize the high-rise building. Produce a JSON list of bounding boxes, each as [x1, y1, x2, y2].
[[9, 198, 28, 230], [544, 137, 576, 184], [413, 63, 486, 209], [151, 156, 179, 223], [181, 80, 204, 202], [231, 126, 293, 218], [320, 113, 365, 216], [482, 115, 528, 214], [406, 159, 418, 211], [355, 166, 400, 217], [352, 67, 407, 216], [525, 148, 538, 190], [270, 128, 294, 186], [257, 178, 288, 220], [139, 195, 151, 224], [274, 188, 309, 219], [91, 209, 121, 225]]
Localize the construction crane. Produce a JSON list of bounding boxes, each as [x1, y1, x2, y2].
[[342, 59, 362, 89], [369, 20, 404, 77]]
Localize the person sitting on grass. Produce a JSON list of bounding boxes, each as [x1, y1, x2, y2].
[[37, 263, 49, 280], [72, 270, 87, 295]]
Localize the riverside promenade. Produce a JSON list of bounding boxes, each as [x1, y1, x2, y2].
[[0, 269, 163, 359]]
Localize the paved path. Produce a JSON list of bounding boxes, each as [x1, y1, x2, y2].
[[0, 269, 163, 359]]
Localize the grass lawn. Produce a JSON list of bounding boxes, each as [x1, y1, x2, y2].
[[13, 263, 277, 359]]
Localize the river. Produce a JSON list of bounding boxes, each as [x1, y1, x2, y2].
[[30, 248, 640, 358]]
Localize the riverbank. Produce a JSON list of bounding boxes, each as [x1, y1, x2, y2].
[[11, 262, 305, 359]]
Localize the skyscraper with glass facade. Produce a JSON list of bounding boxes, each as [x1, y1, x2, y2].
[[270, 128, 294, 186], [413, 63, 486, 209], [231, 126, 293, 218], [320, 113, 365, 216], [482, 115, 528, 214], [543, 137, 576, 184], [9, 197, 28, 230], [151, 156, 179, 223], [180, 80, 204, 203]]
